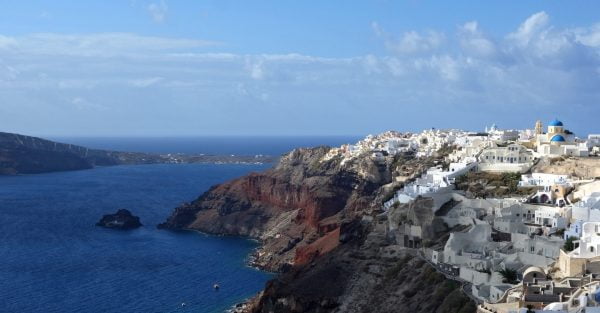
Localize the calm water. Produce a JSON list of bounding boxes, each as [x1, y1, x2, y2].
[[0, 163, 274, 313], [0, 137, 360, 313]]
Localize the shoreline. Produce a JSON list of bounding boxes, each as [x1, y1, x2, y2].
[[173, 229, 274, 313], [183, 228, 274, 271]]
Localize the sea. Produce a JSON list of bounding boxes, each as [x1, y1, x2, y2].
[[0, 136, 361, 313]]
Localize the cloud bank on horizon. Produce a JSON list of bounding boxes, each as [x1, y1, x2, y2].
[[0, 4, 599, 137]]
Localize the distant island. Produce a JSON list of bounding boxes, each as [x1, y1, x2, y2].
[[0, 132, 277, 175]]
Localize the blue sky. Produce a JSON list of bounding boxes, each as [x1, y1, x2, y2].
[[1, 1, 599, 136]]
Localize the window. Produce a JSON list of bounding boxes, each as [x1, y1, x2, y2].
[[591, 246, 595, 253]]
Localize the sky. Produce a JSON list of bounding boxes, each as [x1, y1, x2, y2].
[[0, 1, 599, 137]]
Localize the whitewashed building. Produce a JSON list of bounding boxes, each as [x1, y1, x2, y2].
[[558, 222, 600, 276], [572, 192, 600, 222], [478, 144, 534, 173]]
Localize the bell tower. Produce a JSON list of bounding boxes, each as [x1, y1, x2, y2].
[[535, 120, 543, 135]]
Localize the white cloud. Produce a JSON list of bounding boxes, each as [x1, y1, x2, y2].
[[373, 22, 444, 54], [0, 33, 216, 57], [575, 24, 600, 47], [58, 80, 98, 90], [394, 30, 444, 54], [148, 1, 168, 23], [371, 21, 385, 37], [508, 11, 550, 46], [459, 21, 497, 58], [0, 35, 18, 50], [70, 97, 107, 111], [246, 58, 265, 80], [362, 54, 381, 74], [1, 11, 600, 136], [130, 77, 164, 87]]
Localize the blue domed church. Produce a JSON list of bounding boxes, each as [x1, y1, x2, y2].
[[534, 119, 588, 156]]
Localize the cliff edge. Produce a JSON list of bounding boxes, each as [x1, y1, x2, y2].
[[159, 146, 397, 270], [159, 143, 474, 313]]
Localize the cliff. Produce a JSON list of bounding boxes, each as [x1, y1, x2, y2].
[[0, 132, 276, 175], [250, 220, 475, 313], [0, 132, 160, 174], [160, 146, 397, 270], [159, 143, 472, 312]]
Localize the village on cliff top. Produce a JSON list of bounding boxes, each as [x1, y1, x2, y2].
[[322, 119, 600, 313]]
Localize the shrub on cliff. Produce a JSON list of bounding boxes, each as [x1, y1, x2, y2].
[[497, 268, 519, 284], [436, 289, 475, 313], [384, 255, 412, 280], [564, 236, 578, 252]]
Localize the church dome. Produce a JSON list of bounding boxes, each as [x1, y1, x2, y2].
[[550, 135, 566, 142], [549, 119, 563, 127]]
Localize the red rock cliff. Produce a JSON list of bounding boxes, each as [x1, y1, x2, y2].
[[159, 146, 393, 271]]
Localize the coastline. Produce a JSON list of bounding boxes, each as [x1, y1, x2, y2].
[[183, 228, 273, 271], [1, 162, 274, 313], [175, 228, 274, 311], [172, 229, 274, 313]]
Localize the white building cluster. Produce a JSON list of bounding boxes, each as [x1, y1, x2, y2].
[[324, 119, 592, 169], [345, 119, 600, 313]]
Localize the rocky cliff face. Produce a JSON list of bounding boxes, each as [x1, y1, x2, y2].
[[160, 143, 472, 313], [160, 146, 396, 271], [250, 220, 475, 313], [0, 132, 148, 174]]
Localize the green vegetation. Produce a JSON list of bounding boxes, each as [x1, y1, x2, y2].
[[384, 255, 412, 280], [436, 144, 456, 157], [497, 268, 519, 284], [500, 172, 521, 193], [423, 240, 436, 248], [432, 281, 475, 313], [423, 265, 445, 284], [436, 289, 474, 313], [564, 236, 578, 252], [549, 156, 566, 165], [455, 171, 535, 198]]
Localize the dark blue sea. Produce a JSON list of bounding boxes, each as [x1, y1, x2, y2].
[[0, 136, 361, 313]]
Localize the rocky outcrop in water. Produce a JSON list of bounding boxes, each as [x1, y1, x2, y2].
[[96, 209, 142, 230]]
